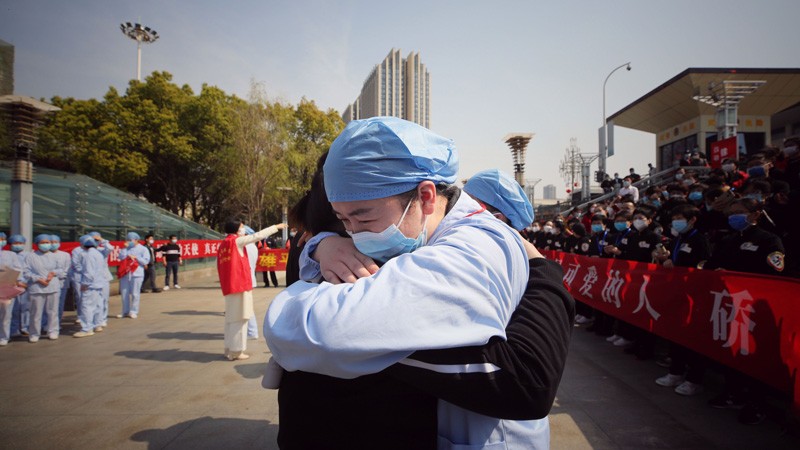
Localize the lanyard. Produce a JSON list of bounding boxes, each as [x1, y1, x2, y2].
[[596, 230, 608, 255], [671, 229, 697, 264], [615, 228, 631, 247]]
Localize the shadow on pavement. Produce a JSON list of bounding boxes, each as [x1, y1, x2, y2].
[[130, 416, 279, 449], [148, 331, 224, 341], [115, 349, 222, 363], [235, 362, 269, 380], [163, 310, 224, 316]]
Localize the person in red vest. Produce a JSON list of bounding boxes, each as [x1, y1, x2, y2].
[[217, 218, 285, 361]]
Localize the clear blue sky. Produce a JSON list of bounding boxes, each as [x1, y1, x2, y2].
[[2, 0, 797, 198]]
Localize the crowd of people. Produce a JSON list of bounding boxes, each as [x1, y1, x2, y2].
[[522, 138, 799, 425], [0, 231, 185, 346]]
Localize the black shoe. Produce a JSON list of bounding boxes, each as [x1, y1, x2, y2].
[[709, 393, 745, 410], [655, 356, 672, 368], [738, 404, 766, 425], [153, 289, 162, 293]]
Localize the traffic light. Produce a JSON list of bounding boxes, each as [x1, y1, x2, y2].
[[595, 171, 604, 183]]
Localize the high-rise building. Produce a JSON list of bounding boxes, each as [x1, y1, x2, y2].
[[543, 184, 557, 200], [344, 48, 430, 128], [0, 39, 14, 95]]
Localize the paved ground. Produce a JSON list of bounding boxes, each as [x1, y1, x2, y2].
[[1, 271, 797, 449]]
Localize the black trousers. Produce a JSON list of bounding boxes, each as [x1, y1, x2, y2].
[[262, 271, 279, 287], [142, 265, 157, 291]]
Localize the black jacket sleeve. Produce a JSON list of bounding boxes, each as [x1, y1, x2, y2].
[[386, 258, 575, 420]]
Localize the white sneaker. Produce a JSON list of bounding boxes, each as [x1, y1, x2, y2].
[[655, 373, 683, 387], [129, 313, 138, 319], [115, 314, 124, 319], [29, 335, 39, 343], [575, 315, 594, 325], [674, 381, 703, 396], [0, 339, 7, 346], [94, 326, 104, 332], [48, 333, 59, 340], [162, 286, 170, 291], [606, 334, 621, 342], [613, 338, 634, 347], [73, 331, 95, 338], [174, 284, 181, 289]]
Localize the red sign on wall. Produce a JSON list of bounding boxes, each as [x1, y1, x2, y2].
[[544, 250, 800, 408], [709, 136, 738, 168]]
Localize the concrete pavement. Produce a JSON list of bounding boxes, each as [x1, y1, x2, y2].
[[0, 271, 797, 449]]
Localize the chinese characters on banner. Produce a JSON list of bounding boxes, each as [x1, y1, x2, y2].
[[709, 135, 738, 169], [544, 250, 800, 409], [57, 240, 289, 271]]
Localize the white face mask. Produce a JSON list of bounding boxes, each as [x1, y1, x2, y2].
[[147, 239, 154, 245], [531, 225, 541, 233], [171, 239, 178, 244], [722, 163, 735, 173], [237, 227, 246, 236], [784, 145, 798, 157], [543, 225, 553, 234], [633, 219, 648, 231]]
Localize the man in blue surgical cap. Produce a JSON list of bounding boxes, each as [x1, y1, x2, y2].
[[265, 117, 547, 448], [117, 232, 150, 319], [463, 168, 535, 232]]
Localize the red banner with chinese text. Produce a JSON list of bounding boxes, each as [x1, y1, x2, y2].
[[544, 250, 800, 407], [709, 136, 738, 169], [54, 240, 288, 271]]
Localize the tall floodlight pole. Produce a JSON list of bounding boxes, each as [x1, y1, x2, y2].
[[120, 22, 159, 81], [503, 133, 535, 188], [600, 62, 631, 178]]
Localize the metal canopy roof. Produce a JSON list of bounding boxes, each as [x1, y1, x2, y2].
[[608, 68, 800, 133]]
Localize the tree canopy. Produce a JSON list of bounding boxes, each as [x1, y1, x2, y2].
[[30, 72, 344, 231]]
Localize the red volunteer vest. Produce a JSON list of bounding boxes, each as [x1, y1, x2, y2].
[[217, 234, 252, 296]]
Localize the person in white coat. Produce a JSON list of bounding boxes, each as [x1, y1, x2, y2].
[[0, 232, 25, 347], [49, 235, 72, 327], [73, 235, 108, 337], [243, 226, 260, 340], [90, 232, 115, 327]]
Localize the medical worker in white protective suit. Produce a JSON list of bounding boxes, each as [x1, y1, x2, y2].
[[265, 117, 549, 449]]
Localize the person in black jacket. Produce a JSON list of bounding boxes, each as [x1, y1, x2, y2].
[[653, 204, 711, 398], [157, 236, 182, 290], [275, 154, 574, 449]]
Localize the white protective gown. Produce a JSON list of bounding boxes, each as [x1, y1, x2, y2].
[[265, 193, 549, 449]]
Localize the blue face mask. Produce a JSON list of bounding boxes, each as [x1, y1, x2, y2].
[[50, 243, 60, 251], [350, 198, 428, 263], [11, 244, 24, 253], [127, 241, 138, 249], [728, 213, 750, 231], [651, 199, 662, 208], [671, 219, 689, 234], [688, 192, 703, 202], [0, 240, 6, 248], [37, 243, 52, 252], [591, 224, 604, 233], [661, 191, 670, 199], [614, 222, 628, 232]]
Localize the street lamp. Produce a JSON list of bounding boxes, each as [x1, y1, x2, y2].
[[277, 187, 293, 244], [600, 62, 631, 178], [120, 22, 159, 81]]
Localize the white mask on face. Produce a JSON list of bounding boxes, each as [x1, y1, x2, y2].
[[543, 225, 553, 234], [633, 219, 648, 231], [171, 239, 178, 244]]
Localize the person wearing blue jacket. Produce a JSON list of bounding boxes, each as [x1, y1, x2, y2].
[[117, 232, 150, 319], [73, 235, 107, 337], [24, 234, 65, 342], [8, 234, 30, 338], [89, 232, 115, 327], [265, 117, 549, 449]]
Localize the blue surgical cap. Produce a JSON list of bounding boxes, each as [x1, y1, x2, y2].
[[79, 235, 96, 247], [0, 232, 6, 239], [88, 231, 101, 238], [243, 226, 255, 235], [49, 234, 61, 243], [34, 234, 51, 244], [463, 169, 535, 231], [324, 117, 459, 202], [9, 234, 25, 244], [127, 232, 141, 241]]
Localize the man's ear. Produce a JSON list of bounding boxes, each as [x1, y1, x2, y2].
[[417, 181, 437, 215]]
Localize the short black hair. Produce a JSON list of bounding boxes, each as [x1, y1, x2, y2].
[[224, 218, 242, 234], [169, 235, 177, 239], [670, 204, 701, 221], [145, 234, 154, 240]]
